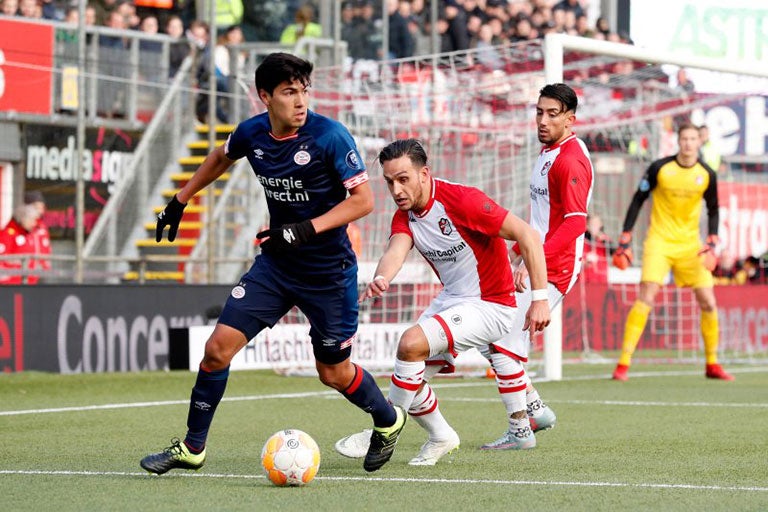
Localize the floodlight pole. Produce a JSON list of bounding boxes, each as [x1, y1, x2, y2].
[[74, 0, 87, 283], [206, 2, 217, 283]]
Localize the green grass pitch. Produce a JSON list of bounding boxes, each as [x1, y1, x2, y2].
[[2, 363, 767, 512]]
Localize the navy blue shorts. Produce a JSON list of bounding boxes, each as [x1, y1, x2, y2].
[[218, 254, 358, 365]]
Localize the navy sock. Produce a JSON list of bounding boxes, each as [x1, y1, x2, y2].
[[342, 364, 396, 428], [184, 365, 230, 451]]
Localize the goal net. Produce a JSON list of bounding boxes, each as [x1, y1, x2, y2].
[[264, 36, 768, 378]]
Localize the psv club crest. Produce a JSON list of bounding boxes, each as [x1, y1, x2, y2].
[[294, 150, 311, 165], [439, 217, 453, 236]]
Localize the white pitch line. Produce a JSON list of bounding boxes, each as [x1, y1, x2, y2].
[[0, 390, 337, 416], [0, 469, 766, 493], [529, 365, 768, 382], [0, 382, 496, 416], [442, 397, 768, 408], [548, 398, 768, 408], [2, 368, 767, 417]]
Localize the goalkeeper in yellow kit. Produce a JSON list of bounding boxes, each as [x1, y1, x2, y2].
[[611, 123, 733, 381]]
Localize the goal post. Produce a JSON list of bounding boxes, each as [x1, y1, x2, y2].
[[543, 33, 768, 85]]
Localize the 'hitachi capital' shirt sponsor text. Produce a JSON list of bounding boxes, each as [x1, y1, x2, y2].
[[421, 241, 467, 262]]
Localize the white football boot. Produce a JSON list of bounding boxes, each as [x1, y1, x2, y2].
[[334, 429, 372, 458], [408, 429, 460, 466]]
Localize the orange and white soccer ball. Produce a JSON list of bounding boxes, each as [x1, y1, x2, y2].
[[261, 429, 321, 486]]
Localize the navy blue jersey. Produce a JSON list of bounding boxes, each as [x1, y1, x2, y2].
[[224, 110, 368, 274]]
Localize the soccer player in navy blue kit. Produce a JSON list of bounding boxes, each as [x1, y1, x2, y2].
[[141, 53, 406, 475]]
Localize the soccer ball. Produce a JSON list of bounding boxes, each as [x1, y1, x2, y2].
[[261, 429, 321, 486]]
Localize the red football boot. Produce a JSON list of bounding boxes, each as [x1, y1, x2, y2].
[[612, 363, 629, 381], [705, 363, 735, 381]]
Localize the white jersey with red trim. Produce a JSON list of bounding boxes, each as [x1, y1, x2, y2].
[[530, 134, 594, 293], [391, 178, 516, 307]]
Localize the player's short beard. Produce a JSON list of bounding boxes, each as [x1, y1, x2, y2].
[[411, 189, 427, 213], [538, 131, 555, 145], [540, 126, 567, 145]]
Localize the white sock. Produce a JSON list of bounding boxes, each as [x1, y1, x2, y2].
[[509, 415, 532, 434], [388, 359, 425, 410], [490, 352, 527, 416], [526, 387, 541, 405], [408, 383, 456, 441], [526, 387, 546, 418]]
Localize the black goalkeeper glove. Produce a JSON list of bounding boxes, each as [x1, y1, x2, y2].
[[155, 195, 187, 242], [256, 220, 316, 251]]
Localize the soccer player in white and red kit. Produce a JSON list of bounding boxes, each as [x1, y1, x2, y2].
[[479, 83, 594, 448], [335, 138, 551, 465]]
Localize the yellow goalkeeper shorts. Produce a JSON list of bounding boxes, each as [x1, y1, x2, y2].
[[641, 237, 713, 288]]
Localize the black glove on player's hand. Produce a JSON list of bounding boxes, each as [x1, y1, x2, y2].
[[256, 220, 316, 251], [155, 195, 187, 242]]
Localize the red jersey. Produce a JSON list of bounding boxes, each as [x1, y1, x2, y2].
[[0, 218, 35, 285], [27, 220, 51, 284], [391, 178, 516, 307], [529, 134, 594, 293], [582, 233, 611, 283]]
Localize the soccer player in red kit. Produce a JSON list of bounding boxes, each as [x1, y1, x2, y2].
[[335, 137, 552, 465], [479, 83, 594, 448]]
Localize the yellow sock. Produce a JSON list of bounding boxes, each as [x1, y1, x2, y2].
[[618, 301, 652, 366], [701, 309, 719, 365]]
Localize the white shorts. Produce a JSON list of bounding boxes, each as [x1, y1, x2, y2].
[[418, 292, 517, 369], [489, 282, 564, 362]]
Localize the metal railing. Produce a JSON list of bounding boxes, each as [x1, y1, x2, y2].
[[81, 55, 195, 280], [0, 15, 192, 129], [183, 157, 266, 284]]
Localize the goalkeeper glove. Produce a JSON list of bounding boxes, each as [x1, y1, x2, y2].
[[611, 231, 633, 270], [256, 220, 316, 251], [155, 195, 187, 242], [698, 234, 719, 272]]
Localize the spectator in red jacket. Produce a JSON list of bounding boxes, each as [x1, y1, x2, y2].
[[0, 203, 40, 285], [24, 190, 51, 283]]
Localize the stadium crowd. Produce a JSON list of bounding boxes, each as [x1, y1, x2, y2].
[[0, 0, 632, 61]]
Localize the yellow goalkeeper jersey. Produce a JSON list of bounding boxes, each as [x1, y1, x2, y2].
[[622, 155, 719, 246]]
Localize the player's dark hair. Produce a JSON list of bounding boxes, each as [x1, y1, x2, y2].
[[539, 83, 578, 113], [378, 138, 428, 167], [255, 53, 313, 95]]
